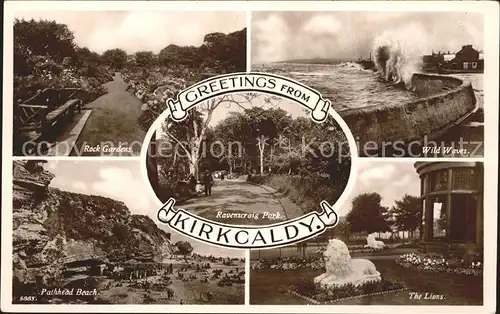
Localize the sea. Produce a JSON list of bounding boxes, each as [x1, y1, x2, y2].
[[253, 62, 484, 156], [253, 62, 484, 114]]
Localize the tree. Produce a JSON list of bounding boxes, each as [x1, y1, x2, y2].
[[201, 29, 247, 71], [134, 51, 156, 68], [174, 241, 193, 256], [346, 193, 391, 234], [75, 47, 101, 65], [158, 44, 182, 66], [102, 48, 127, 69], [212, 112, 248, 174], [391, 194, 423, 239], [14, 18, 77, 64], [244, 106, 289, 174], [161, 94, 274, 179], [25, 160, 47, 173], [337, 220, 351, 242]]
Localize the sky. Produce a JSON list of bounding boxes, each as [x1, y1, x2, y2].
[[45, 160, 244, 258], [337, 161, 421, 217], [15, 11, 246, 54], [251, 11, 484, 63]]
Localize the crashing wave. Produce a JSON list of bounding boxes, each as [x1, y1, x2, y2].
[[372, 24, 428, 88]]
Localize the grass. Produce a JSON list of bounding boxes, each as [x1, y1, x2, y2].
[[250, 259, 483, 305]]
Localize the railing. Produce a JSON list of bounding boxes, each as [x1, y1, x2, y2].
[[14, 88, 83, 130], [18, 88, 82, 111]]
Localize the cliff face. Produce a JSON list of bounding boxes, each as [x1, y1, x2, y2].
[[12, 160, 172, 284]]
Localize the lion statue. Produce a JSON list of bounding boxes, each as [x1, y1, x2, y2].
[[365, 234, 385, 249], [314, 239, 381, 288]]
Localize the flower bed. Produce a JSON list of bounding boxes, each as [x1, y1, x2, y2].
[[251, 257, 325, 271], [251, 245, 395, 272], [315, 244, 391, 254], [395, 252, 482, 276], [121, 67, 198, 128], [290, 278, 406, 304], [14, 56, 112, 104], [122, 67, 193, 101], [349, 246, 390, 254]]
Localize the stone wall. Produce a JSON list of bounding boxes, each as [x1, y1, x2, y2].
[[341, 73, 477, 155]]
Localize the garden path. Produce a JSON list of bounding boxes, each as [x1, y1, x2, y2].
[[71, 72, 146, 156], [179, 179, 304, 225]]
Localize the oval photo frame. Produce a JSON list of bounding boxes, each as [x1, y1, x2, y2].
[[139, 72, 359, 250]]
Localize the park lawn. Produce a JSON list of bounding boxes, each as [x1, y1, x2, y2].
[[250, 259, 483, 305]]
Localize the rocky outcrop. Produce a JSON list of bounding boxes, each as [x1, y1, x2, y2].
[[12, 160, 173, 285]]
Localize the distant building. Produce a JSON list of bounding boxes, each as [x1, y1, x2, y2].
[[423, 51, 444, 66], [443, 51, 455, 62], [448, 45, 484, 71], [422, 45, 483, 72]]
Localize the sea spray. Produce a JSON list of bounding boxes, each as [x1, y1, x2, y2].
[[372, 23, 429, 88]]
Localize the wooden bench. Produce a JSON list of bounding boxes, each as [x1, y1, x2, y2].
[[14, 88, 85, 154], [45, 99, 82, 123]]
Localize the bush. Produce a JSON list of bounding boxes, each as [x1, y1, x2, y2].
[[249, 174, 345, 213], [291, 278, 406, 303], [395, 252, 483, 276], [14, 56, 112, 104], [14, 19, 114, 104]]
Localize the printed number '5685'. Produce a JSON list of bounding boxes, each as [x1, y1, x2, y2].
[[19, 296, 37, 302]]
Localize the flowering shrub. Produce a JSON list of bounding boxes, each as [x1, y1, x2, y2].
[[251, 244, 394, 272], [14, 55, 111, 104], [251, 257, 325, 271], [122, 67, 202, 130], [349, 247, 389, 254], [395, 252, 482, 276], [291, 278, 406, 303]]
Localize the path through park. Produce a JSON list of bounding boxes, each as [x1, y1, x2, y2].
[[71, 72, 146, 156], [180, 179, 304, 226]]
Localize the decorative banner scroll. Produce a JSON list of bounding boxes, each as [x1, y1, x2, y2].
[[166, 72, 331, 123], [157, 198, 339, 249]]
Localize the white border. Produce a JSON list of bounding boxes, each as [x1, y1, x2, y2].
[[2, 1, 498, 313]]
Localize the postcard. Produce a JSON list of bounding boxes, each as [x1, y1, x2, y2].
[[2, 1, 498, 313]]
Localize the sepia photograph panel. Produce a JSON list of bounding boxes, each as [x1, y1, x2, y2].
[[145, 94, 352, 225], [13, 10, 246, 157], [251, 11, 484, 158], [250, 161, 483, 305], [12, 160, 245, 304]]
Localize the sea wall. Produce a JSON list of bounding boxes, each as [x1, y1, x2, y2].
[[341, 73, 477, 155]]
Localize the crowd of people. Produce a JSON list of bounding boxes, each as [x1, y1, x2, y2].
[[95, 256, 244, 303]]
